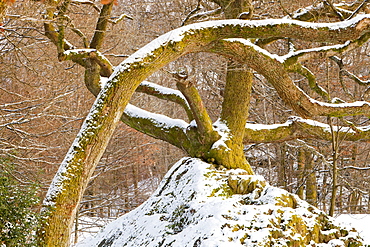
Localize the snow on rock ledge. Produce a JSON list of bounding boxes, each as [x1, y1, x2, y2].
[[77, 158, 363, 247]]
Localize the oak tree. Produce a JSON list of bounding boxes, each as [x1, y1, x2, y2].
[[21, 0, 370, 245]]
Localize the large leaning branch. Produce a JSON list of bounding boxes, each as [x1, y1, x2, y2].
[[211, 37, 370, 118]]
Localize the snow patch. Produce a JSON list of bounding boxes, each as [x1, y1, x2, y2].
[[212, 119, 232, 151], [76, 158, 364, 247]]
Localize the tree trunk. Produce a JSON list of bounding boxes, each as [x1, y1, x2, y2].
[[305, 151, 317, 207], [329, 118, 339, 216], [297, 148, 305, 199], [207, 0, 254, 174]]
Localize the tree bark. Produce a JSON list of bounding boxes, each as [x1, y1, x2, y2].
[[297, 148, 305, 199], [329, 117, 340, 216], [305, 151, 317, 207], [206, 0, 254, 173], [209, 63, 254, 173]]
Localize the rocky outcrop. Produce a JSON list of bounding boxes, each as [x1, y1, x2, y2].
[[77, 158, 363, 247]]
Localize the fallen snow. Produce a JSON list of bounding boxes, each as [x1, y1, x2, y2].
[[335, 214, 370, 245], [76, 158, 365, 247], [212, 119, 232, 151]]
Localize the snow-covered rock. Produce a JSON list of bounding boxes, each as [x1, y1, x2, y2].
[[77, 158, 363, 247]]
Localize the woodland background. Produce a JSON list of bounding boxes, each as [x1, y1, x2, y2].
[[0, 0, 369, 243]]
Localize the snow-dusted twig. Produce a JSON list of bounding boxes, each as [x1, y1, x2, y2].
[[109, 14, 133, 24], [71, 0, 100, 12], [292, 1, 358, 21]]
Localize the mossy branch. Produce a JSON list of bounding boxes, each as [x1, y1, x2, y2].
[[136, 81, 194, 121], [43, 0, 75, 53], [287, 63, 330, 101], [90, 2, 114, 49], [61, 49, 113, 76], [213, 38, 370, 118], [56, 0, 71, 59], [243, 117, 370, 144], [174, 73, 218, 142], [121, 104, 192, 152]]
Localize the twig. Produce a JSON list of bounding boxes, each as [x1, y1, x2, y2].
[[345, 0, 369, 20]]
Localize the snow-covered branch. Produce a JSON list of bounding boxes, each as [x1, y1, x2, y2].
[[62, 49, 113, 76], [136, 81, 193, 121], [215, 38, 370, 118], [244, 116, 370, 144], [121, 104, 192, 151]]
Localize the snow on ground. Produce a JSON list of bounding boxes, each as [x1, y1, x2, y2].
[[75, 158, 365, 247], [73, 213, 370, 246], [335, 214, 370, 245]]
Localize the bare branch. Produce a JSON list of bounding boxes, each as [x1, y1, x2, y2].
[[288, 63, 330, 101], [340, 165, 370, 170], [109, 13, 133, 24], [182, 7, 222, 25], [325, 0, 345, 21], [71, 0, 100, 12], [330, 55, 370, 86], [182, 0, 202, 26], [278, 0, 292, 18], [346, 0, 370, 20], [292, 1, 358, 21]]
